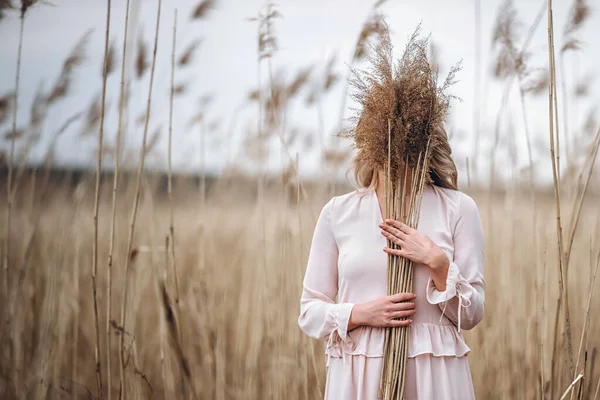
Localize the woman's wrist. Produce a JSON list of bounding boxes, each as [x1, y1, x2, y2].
[[427, 250, 450, 291]]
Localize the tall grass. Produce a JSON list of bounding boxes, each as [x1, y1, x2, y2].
[[0, 179, 599, 399], [118, 0, 161, 396], [1, 0, 600, 399]]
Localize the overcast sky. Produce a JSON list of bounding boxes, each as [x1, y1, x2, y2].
[[0, 0, 598, 185]]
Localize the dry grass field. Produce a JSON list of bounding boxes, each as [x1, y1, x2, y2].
[[0, 177, 599, 399], [1, 0, 600, 398]]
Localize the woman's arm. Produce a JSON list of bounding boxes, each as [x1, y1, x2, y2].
[[298, 198, 355, 343], [380, 192, 485, 332], [426, 193, 485, 331]]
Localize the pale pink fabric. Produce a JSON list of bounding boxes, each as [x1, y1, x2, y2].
[[298, 185, 485, 399]]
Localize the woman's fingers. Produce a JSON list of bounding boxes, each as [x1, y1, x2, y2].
[[383, 247, 409, 258], [379, 222, 408, 240], [390, 309, 416, 319], [385, 218, 413, 234], [387, 318, 413, 327], [380, 229, 405, 246], [388, 292, 416, 302], [389, 301, 415, 311]]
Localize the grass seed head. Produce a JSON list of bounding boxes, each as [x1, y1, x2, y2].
[[191, 0, 216, 20], [287, 67, 312, 99], [46, 30, 92, 105], [104, 39, 117, 77], [136, 33, 149, 79], [82, 93, 101, 136], [341, 20, 460, 184], [353, 13, 386, 62], [0, 0, 11, 21], [178, 39, 203, 66], [0, 91, 14, 125], [565, 0, 591, 35], [491, 0, 523, 78]]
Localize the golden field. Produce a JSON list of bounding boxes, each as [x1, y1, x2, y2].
[[0, 176, 599, 399]]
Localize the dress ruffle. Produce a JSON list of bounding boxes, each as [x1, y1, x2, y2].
[[325, 322, 470, 359], [408, 323, 471, 357]]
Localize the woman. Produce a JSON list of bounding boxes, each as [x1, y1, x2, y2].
[[297, 123, 485, 399]]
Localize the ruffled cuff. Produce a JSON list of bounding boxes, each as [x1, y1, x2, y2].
[[426, 262, 473, 332], [427, 262, 461, 304], [335, 302, 355, 340], [325, 303, 355, 366]]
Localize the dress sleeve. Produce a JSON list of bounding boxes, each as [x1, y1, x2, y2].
[[298, 198, 355, 346], [426, 193, 485, 332]]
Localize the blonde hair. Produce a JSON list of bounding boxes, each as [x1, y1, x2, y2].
[[353, 125, 458, 191]]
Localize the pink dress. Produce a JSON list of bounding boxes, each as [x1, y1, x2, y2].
[[298, 185, 485, 399]]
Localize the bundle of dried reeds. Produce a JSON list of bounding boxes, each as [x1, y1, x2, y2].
[[380, 128, 431, 398], [342, 21, 459, 399]]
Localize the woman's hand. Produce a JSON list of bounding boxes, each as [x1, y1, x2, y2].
[[348, 292, 416, 330], [379, 218, 450, 290]]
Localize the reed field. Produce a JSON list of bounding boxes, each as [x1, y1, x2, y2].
[[1, 0, 600, 399]]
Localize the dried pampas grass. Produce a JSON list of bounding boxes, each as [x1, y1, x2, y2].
[[341, 20, 460, 185]]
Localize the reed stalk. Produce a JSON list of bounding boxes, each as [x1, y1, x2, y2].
[[547, 0, 574, 378], [380, 121, 430, 399], [571, 247, 600, 399], [93, 1, 112, 398], [4, 0, 27, 303], [160, 236, 170, 396], [565, 127, 600, 267], [119, 1, 162, 397], [559, 54, 571, 168], [561, 374, 584, 400], [106, 1, 131, 398], [169, 9, 180, 305], [72, 237, 81, 400], [5, 5, 28, 393]]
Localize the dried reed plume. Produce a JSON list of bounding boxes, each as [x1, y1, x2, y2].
[[135, 33, 148, 79], [145, 125, 162, 156], [560, 0, 591, 169], [522, 70, 550, 95], [173, 83, 187, 96], [0, 0, 43, 20], [253, 2, 280, 60], [0, 1, 10, 21], [353, 13, 386, 62], [46, 30, 92, 105], [190, 0, 216, 20], [341, 22, 460, 182], [82, 93, 102, 136], [178, 39, 202, 66], [574, 73, 594, 97], [0, 91, 13, 125], [491, 0, 523, 79], [104, 39, 117, 77], [324, 54, 339, 91], [564, 0, 590, 35]]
